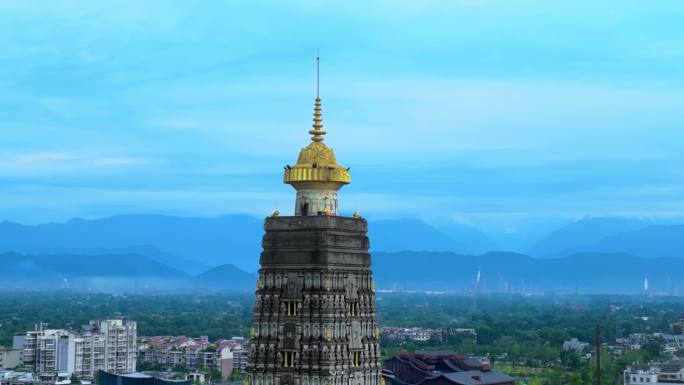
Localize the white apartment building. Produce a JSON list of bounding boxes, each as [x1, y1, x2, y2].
[[231, 343, 248, 372], [18, 320, 136, 380], [624, 360, 684, 385], [625, 368, 660, 385], [77, 319, 137, 377], [562, 338, 590, 352], [21, 328, 75, 375]]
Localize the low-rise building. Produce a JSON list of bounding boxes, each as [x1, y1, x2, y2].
[[447, 329, 477, 339], [0, 370, 70, 385], [0, 349, 22, 370], [383, 351, 514, 385], [562, 338, 589, 352], [98, 371, 190, 385], [658, 334, 684, 353], [624, 367, 659, 385], [137, 336, 248, 378], [624, 359, 684, 385], [628, 333, 649, 351], [381, 327, 443, 342]]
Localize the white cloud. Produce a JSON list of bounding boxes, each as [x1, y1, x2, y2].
[[0, 151, 154, 175]]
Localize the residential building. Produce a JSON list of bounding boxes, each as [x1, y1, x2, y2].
[[659, 360, 684, 383], [381, 328, 476, 344], [12, 337, 24, 352], [562, 338, 589, 352], [624, 359, 684, 384], [0, 370, 40, 385], [17, 319, 136, 380], [624, 367, 659, 385], [383, 351, 514, 385], [74, 319, 137, 379], [21, 328, 75, 375], [230, 341, 248, 372], [0, 349, 21, 370], [137, 336, 248, 377], [447, 329, 477, 339], [628, 333, 648, 351], [382, 327, 442, 342], [658, 334, 684, 353]]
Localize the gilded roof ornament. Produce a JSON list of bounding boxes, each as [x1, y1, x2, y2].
[[309, 97, 326, 142], [283, 56, 350, 190]]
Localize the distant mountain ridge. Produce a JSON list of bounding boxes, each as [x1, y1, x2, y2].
[[0, 252, 257, 291], [369, 218, 496, 255], [527, 217, 655, 257], [0, 251, 189, 290], [12, 245, 211, 275], [0, 214, 263, 271], [579, 225, 684, 258], [2, 214, 684, 293], [369, 218, 456, 252], [1, 250, 678, 295], [194, 264, 257, 290], [0, 215, 497, 271]]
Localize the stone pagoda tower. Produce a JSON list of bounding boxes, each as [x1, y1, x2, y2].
[[245, 60, 382, 385]]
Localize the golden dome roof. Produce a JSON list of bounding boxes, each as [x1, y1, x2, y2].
[[283, 97, 350, 190]]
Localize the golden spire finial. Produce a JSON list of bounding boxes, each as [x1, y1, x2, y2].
[[309, 55, 326, 142]]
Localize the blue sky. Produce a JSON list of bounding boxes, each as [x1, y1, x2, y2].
[[1, 0, 684, 239]]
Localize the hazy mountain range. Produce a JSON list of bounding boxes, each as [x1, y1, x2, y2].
[[1, 214, 683, 294], [1, 250, 678, 295], [0, 214, 498, 272], [0, 215, 263, 272]]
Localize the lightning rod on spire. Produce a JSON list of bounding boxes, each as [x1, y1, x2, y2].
[[316, 53, 320, 99]]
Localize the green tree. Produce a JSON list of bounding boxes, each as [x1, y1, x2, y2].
[[205, 368, 223, 383], [590, 349, 616, 385], [229, 371, 245, 381], [642, 341, 661, 359], [560, 349, 581, 370]]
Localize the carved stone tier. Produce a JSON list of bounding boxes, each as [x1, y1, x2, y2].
[[246, 216, 381, 385]]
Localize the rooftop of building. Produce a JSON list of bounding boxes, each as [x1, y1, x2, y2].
[[99, 371, 191, 385], [121, 373, 153, 378], [441, 370, 514, 385], [392, 351, 492, 372], [137, 335, 247, 352], [385, 351, 514, 385], [660, 359, 684, 374]]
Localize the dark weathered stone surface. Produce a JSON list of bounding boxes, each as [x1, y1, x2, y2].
[[260, 216, 371, 268], [246, 216, 382, 385]]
